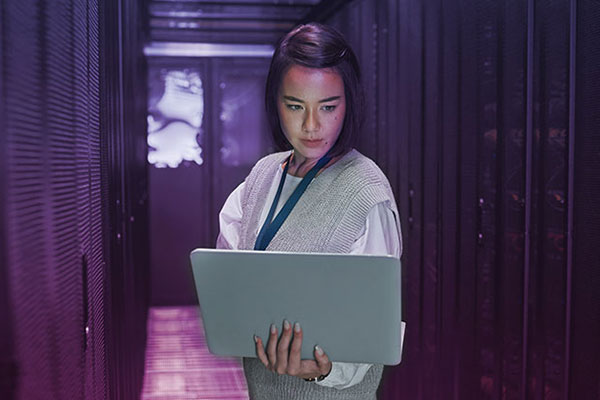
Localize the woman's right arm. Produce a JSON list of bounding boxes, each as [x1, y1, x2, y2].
[[216, 181, 246, 250]]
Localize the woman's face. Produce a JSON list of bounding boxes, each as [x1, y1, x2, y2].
[[277, 64, 346, 162]]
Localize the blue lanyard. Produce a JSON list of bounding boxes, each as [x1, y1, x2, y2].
[[254, 153, 332, 251]]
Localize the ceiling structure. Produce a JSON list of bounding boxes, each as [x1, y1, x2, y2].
[[147, 0, 353, 44]]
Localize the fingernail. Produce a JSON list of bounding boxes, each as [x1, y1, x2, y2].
[[294, 322, 301, 333], [315, 345, 323, 356], [270, 324, 276, 334], [284, 320, 290, 330], [254, 335, 258, 343]]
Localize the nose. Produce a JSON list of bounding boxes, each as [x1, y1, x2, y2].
[[302, 108, 320, 134]]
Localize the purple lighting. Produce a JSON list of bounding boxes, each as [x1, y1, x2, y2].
[[142, 306, 249, 399]]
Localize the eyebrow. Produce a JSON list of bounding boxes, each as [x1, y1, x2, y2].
[[283, 95, 341, 103]]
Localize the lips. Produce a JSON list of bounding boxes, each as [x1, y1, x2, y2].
[[300, 139, 323, 148]]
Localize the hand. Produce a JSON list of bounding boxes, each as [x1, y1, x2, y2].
[[254, 320, 332, 380]]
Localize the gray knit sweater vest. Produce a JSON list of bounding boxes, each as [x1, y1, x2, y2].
[[239, 149, 400, 400]]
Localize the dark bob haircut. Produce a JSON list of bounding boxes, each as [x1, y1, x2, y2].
[[265, 22, 364, 158]]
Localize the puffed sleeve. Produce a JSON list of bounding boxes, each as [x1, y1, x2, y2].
[[216, 181, 245, 250], [316, 200, 402, 389]]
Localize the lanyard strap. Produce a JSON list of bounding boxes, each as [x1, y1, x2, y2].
[[254, 153, 332, 251]]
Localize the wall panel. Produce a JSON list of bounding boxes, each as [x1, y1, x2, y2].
[[0, 0, 97, 398], [570, 0, 600, 398], [3, 0, 54, 397], [323, 0, 600, 398], [101, 0, 151, 398], [145, 56, 272, 305], [0, 0, 150, 398]]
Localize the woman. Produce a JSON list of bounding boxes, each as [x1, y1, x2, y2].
[[217, 22, 402, 399]]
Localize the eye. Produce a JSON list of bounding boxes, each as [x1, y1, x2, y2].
[[322, 105, 337, 112], [286, 104, 303, 111]]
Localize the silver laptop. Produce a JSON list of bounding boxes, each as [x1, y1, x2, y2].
[[190, 248, 404, 365]]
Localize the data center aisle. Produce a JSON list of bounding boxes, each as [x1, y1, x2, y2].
[[142, 306, 249, 399]]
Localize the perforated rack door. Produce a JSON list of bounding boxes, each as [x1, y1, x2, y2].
[[1, 0, 107, 399]]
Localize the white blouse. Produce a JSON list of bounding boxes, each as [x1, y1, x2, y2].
[[216, 166, 402, 390]]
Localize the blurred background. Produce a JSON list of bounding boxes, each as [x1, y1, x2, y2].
[[1, 0, 599, 399]]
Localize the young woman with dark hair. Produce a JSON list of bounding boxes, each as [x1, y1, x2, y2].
[[264, 22, 365, 159], [217, 22, 402, 399]]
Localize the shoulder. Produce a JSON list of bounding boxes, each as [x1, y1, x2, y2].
[[241, 150, 291, 200], [250, 150, 291, 173], [333, 149, 391, 189]]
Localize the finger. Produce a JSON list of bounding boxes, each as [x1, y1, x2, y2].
[[266, 324, 278, 370], [314, 345, 332, 376], [298, 359, 322, 380], [254, 335, 269, 368], [287, 322, 303, 374], [275, 320, 292, 374]]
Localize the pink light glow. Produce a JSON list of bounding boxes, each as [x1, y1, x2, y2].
[[142, 306, 248, 399]]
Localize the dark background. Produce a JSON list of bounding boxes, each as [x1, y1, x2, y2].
[[1, 0, 598, 399]]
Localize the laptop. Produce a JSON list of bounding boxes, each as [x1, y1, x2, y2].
[[190, 248, 405, 365]]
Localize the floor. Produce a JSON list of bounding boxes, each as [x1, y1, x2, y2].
[[141, 306, 249, 399]]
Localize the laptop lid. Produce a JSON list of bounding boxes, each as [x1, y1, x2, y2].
[[190, 248, 404, 365]]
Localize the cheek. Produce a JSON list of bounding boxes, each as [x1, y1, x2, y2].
[[278, 113, 300, 141], [279, 113, 292, 132], [334, 109, 345, 130], [336, 104, 346, 122], [276, 106, 287, 126]]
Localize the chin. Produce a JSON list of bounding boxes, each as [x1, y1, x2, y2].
[[297, 147, 328, 159]]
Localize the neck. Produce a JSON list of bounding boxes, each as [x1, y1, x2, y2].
[[286, 150, 340, 178]]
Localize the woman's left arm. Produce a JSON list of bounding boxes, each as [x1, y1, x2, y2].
[[316, 200, 402, 389]]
